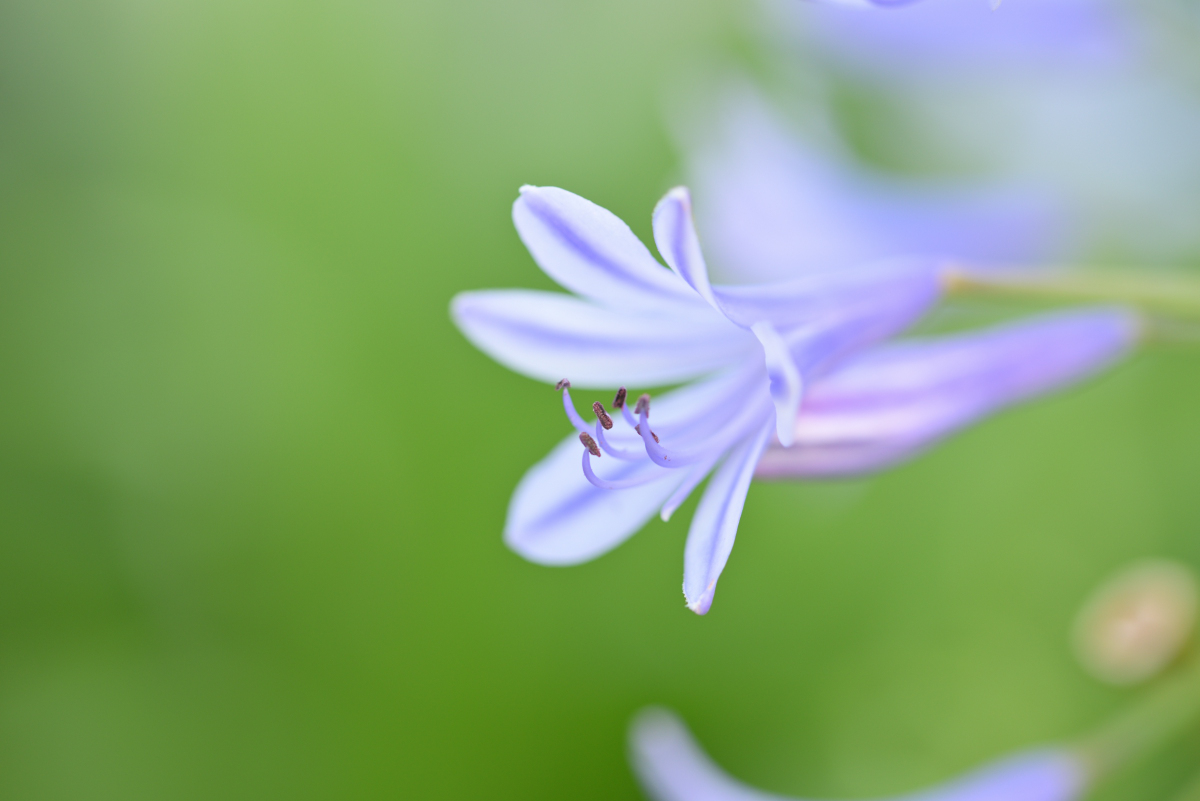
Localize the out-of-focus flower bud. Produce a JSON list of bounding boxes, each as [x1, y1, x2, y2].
[[1073, 560, 1198, 685]]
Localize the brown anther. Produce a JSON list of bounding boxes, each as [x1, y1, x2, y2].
[[592, 402, 614, 430], [578, 432, 602, 457], [634, 424, 660, 443], [555, 378, 571, 391], [634, 394, 651, 415], [612, 387, 627, 409]]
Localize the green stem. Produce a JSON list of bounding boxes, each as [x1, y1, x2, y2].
[[945, 267, 1200, 321], [1071, 656, 1200, 785]]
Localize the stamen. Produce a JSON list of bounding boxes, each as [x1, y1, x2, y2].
[[636, 399, 714, 468], [578, 431, 602, 457], [581, 448, 666, 490], [595, 420, 644, 461], [620, 401, 639, 428], [634, 424, 659, 443], [613, 387, 627, 409], [593, 402, 614, 430], [559, 381, 590, 433]]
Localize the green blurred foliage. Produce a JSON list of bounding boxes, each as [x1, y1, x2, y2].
[[0, 0, 1198, 799]]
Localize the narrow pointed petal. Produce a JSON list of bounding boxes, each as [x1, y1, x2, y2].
[[756, 309, 1138, 478], [506, 434, 686, 565], [652, 186, 721, 311], [512, 186, 701, 311], [451, 289, 756, 387], [682, 420, 774, 614], [629, 707, 1087, 801], [751, 321, 803, 447]]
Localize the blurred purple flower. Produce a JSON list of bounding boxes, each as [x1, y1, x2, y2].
[[678, 92, 1065, 284], [452, 186, 1135, 613], [630, 707, 1087, 801], [777, 0, 1130, 75]]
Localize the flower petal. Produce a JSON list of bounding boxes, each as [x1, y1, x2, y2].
[[756, 308, 1138, 478], [712, 258, 945, 334], [751, 321, 803, 447], [505, 434, 686, 565], [450, 289, 756, 388], [682, 419, 774, 615], [677, 90, 1066, 284], [512, 186, 702, 311], [629, 706, 1087, 801], [652, 186, 721, 311]]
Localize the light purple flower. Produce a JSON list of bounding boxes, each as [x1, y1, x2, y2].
[[677, 91, 1065, 284], [451, 186, 1136, 614], [629, 707, 1087, 801], [454, 185, 943, 613]]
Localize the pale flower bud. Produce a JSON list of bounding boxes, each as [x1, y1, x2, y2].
[[1073, 559, 1198, 685]]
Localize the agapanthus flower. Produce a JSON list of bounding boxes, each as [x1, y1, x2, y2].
[[676, 89, 1063, 284], [781, 0, 1128, 73], [630, 707, 1086, 801], [451, 186, 1136, 614]]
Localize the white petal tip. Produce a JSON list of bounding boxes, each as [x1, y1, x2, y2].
[[518, 184, 537, 194], [775, 425, 794, 449], [684, 584, 715, 615]]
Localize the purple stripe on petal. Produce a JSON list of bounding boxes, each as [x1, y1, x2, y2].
[[629, 707, 1087, 801], [450, 289, 756, 388], [513, 186, 702, 311]]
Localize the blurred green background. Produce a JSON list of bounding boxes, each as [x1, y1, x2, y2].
[[1, 0, 1199, 799]]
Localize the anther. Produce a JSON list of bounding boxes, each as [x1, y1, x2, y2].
[[635, 394, 651, 416], [592, 402, 614, 430], [579, 431, 602, 457], [635, 424, 659, 443], [613, 387, 627, 409], [555, 378, 571, 391]]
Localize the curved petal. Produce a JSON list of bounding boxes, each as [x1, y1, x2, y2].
[[512, 186, 702, 311], [505, 434, 686, 565], [629, 707, 1087, 801], [652, 186, 721, 311], [757, 309, 1139, 478], [450, 289, 756, 388], [682, 420, 774, 615], [751, 321, 803, 447]]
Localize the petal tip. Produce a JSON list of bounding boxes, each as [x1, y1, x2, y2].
[[684, 584, 714, 615]]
